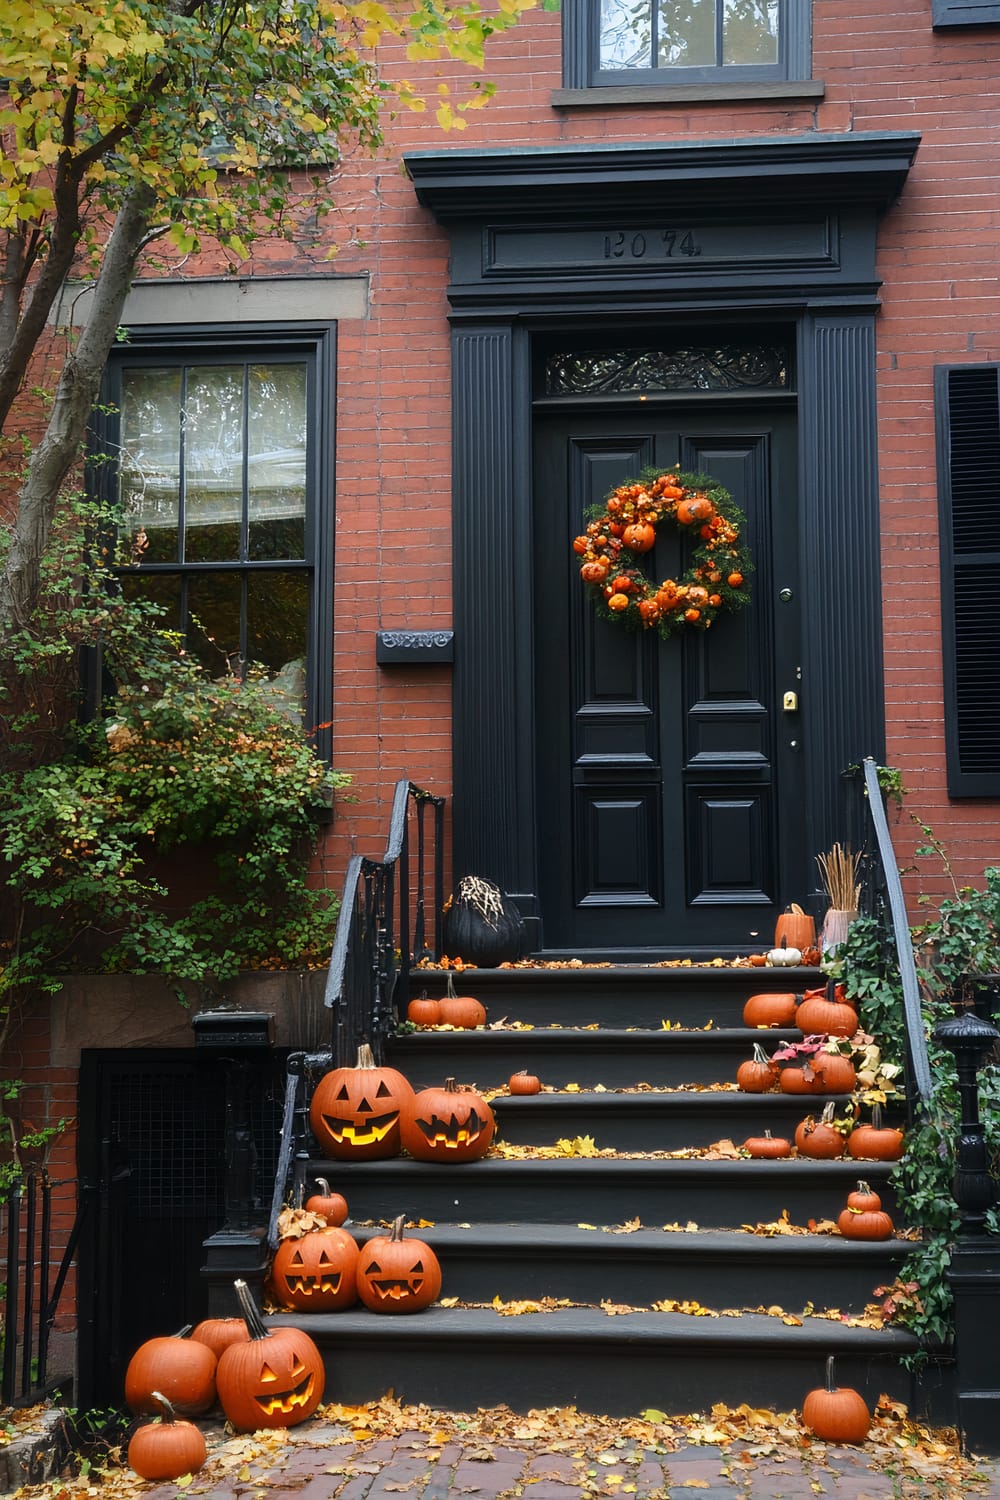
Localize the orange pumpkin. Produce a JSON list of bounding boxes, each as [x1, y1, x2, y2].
[[508, 1070, 542, 1095], [743, 1130, 791, 1159], [304, 1176, 349, 1226], [796, 983, 859, 1039], [355, 1215, 442, 1314], [216, 1280, 324, 1430], [407, 992, 442, 1026], [774, 903, 816, 951], [801, 1356, 871, 1443], [401, 1076, 495, 1163], [795, 1101, 847, 1159], [743, 991, 798, 1028], [271, 1225, 360, 1312], [438, 972, 487, 1029], [736, 1043, 779, 1093], [847, 1105, 905, 1162], [675, 494, 715, 526], [309, 1044, 414, 1161], [623, 521, 656, 552], [128, 1393, 207, 1481], [837, 1180, 895, 1240]]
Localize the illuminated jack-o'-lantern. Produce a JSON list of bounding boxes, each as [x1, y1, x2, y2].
[[400, 1076, 495, 1163], [355, 1215, 442, 1314], [216, 1280, 325, 1430], [309, 1043, 414, 1160], [271, 1225, 360, 1312]]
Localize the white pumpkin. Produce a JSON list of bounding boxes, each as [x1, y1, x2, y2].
[[767, 942, 802, 967]]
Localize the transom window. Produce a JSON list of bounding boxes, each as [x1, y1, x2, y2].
[[562, 0, 811, 88], [98, 328, 335, 759]]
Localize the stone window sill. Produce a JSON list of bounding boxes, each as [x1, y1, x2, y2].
[[551, 81, 826, 107]]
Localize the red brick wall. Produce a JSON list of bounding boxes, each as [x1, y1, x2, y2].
[[318, 4, 1000, 911]]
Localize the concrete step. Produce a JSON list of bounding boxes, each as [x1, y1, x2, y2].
[[305, 1155, 899, 1229], [344, 1221, 910, 1311], [489, 1089, 856, 1151], [267, 1304, 942, 1419], [409, 965, 822, 1030], [389, 1026, 803, 1089]]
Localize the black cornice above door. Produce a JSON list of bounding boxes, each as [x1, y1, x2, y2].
[[405, 132, 920, 221]]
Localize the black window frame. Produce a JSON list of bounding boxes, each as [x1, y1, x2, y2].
[[935, 362, 1000, 799], [563, 0, 813, 89], [92, 321, 336, 763]]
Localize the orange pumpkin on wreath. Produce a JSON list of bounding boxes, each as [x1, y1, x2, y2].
[[572, 469, 753, 638]]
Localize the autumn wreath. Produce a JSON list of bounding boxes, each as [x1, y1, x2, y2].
[[573, 469, 753, 637]]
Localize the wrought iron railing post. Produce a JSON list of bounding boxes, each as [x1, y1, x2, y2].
[[3, 1182, 22, 1405], [934, 1007, 1000, 1234]]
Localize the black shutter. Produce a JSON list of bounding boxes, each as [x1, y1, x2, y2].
[[933, 0, 1000, 27], [936, 364, 1000, 796]]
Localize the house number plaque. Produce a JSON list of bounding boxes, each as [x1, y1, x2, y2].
[[487, 219, 833, 274]]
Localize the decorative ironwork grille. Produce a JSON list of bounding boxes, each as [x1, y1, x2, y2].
[[544, 345, 791, 396]]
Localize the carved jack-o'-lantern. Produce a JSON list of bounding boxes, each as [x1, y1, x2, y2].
[[355, 1215, 442, 1314], [309, 1043, 414, 1160], [400, 1076, 495, 1163], [215, 1280, 325, 1430], [271, 1225, 359, 1312]]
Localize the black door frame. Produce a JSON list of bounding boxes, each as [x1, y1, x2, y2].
[[406, 133, 920, 953]]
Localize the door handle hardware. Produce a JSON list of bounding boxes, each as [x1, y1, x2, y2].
[[783, 690, 798, 712]]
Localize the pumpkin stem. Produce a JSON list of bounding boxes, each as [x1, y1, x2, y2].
[[857, 1179, 872, 1195], [443, 1077, 459, 1093], [825, 1354, 836, 1393], [389, 1214, 408, 1243], [871, 1103, 884, 1131], [314, 1177, 331, 1195], [752, 1043, 773, 1066], [445, 973, 458, 1001], [820, 1100, 837, 1125], [827, 978, 838, 1003], [355, 1043, 377, 1069], [233, 1278, 271, 1342], [150, 1391, 178, 1425]]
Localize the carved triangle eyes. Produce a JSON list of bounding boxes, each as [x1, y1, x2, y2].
[[376, 1081, 393, 1098]]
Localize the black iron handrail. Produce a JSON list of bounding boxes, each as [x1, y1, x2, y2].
[[2, 1173, 83, 1405], [860, 755, 934, 1106], [267, 778, 444, 1247]]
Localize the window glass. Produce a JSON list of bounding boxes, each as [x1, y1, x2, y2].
[[120, 368, 182, 564], [248, 363, 307, 561], [594, 0, 786, 76], [110, 342, 325, 747]]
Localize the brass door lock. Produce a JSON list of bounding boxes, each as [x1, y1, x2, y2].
[[782, 690, 799, 712]]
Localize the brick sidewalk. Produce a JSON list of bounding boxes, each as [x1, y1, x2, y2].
[[128, 1418, 1000, 1500]]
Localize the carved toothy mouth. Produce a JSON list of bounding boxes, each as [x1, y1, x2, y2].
[[322, 1111, 399, 1146], [414, 1110, 488, 1148], [283, 1273, 342, 1297], [369, 1278, 424, 1300], [254, 1369, 316, 1416]]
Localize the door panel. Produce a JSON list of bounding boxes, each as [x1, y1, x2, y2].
[[533, 404, 801, 954]]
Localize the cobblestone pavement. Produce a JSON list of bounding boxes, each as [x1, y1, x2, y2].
[[124, 1416, 1000, 1500]]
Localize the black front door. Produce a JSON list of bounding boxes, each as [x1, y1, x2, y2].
[[533, 402, 803, 955]]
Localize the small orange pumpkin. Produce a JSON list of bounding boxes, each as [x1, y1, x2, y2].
[[794, 1101, 847, 1159], [743, 1130, 791, 1159], [801, 1355, 870, 1443], [623, 520, 656, 553], [508, 1070, 542, 1095], [837, 1180, 895, 1240], [675, 494, 715, 526], [847, 1104, 905, 1162], [304, 1176, 349, 1226], [407, 992, 442, 1026], [128, 1392, 207, 1481], [774, 903, 816, 952], [437, 972, 487, 1029], [736, 1043, 779, 1094]]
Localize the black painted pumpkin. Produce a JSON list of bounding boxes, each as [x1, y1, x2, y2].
[[442, 875, 523, 967]]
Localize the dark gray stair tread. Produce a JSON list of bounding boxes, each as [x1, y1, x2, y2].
[[409, 966, 822, 1028], [343, 1221, 908, 1307], [309, 1154, 898, 1226], [490, 1088, 855, 1148], [269, 1305, 934, 1415], [391, 1026, 802, 1087]]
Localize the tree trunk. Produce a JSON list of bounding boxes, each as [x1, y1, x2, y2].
[[0, 183, 154, 636]]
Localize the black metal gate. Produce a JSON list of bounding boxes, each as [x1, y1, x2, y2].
[[76, 1049, 285, 1409]]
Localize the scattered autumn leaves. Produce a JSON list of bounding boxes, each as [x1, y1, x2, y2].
[[15, 1392, 993, 1500]]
